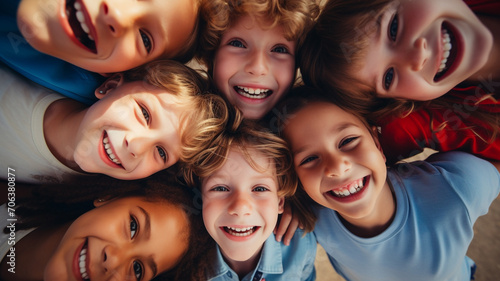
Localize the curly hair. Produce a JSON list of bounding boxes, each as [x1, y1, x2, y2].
[[123, 60, 231, 166], [197, 0, 320, 71], [9, 172, 214, 281], [182, 106, 298, 199]]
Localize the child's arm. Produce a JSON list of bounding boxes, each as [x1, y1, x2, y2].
[[275, 202, 302, 246]]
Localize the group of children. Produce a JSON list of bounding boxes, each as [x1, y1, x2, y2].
[[1, 0, 499, 280]]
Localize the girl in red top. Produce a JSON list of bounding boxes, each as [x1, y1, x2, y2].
[[299, 0, 499, 163]]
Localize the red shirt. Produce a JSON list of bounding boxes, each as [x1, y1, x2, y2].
[[378, 0, 500, 164]]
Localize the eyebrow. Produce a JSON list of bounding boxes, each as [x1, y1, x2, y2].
[[138, 206, 158, 277], [292, 122, 358, 155]]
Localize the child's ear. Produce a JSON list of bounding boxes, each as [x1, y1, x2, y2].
[[278, 196, 285, 214], [93, 196, 115, 207], [371, 126, 386, 162], [95, 73, 124, 99]]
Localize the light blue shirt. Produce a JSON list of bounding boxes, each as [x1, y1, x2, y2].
[[208, 231, 316, 281], [314, 152, 500, 281], [0, 0, 103, 105]]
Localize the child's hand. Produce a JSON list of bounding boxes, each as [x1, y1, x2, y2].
[[274, 202, 303, 246]]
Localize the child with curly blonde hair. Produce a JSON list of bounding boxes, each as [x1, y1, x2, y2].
[[198, 0, 319, 120]]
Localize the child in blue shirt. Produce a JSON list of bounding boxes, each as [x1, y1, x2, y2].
[[278, 86, 500, 281], [183, 114, 316, 281], [0, 0, 223, 104], [0, 60, 227, 184]]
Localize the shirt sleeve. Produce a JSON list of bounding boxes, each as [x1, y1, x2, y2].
[[426, 152, 500, 222], [379, 89, 500, 164]]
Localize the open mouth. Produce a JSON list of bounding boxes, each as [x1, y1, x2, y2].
[[328, 176, 367, 198], [102, 132, 122, 166], [234, 86, 272, 99], [223, 226, 259, 237], [434, 23, 458, 82], [78, 240, 90, 281], [66, 0, 97, 53]]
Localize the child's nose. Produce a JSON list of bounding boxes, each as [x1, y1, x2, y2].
[[408, 38, 428, 72], [324, 154, 351, 177], [228, 191, 253, 216], [102, 244, 126, 276], [102, 1, 139, 36], [244, 51, 269, 76], [125, 135, 152, 158]]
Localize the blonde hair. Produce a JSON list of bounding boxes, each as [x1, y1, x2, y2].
[[197, 0, 320, 70], [123, 60, 230, 165], [182, 107, 298, 199]]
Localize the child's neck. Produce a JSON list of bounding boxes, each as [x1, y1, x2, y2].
[[223, 247, 262, 279], [0, 223, 70, 281], [43, 98, 88, 172], [339, 181, 396, 238], [467, 15, 500, 83]]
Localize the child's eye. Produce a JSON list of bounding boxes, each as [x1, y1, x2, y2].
[[211, 185, 229, 192], [383, 68, 394, 90], [133, 261, 144, 281], [272, 45, 289, 54], [253, 186, 268, 192], [140, 30, 152, 53], [299, 156, 318, 166], [130, 216, 138, 239], [228, 39, 246, 48], [339, 137, 359, 149], [388, 13, 398, 41], [140, 105, 150, 124], [156, 146, 167, 162]]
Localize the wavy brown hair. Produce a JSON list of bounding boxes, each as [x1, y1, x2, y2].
[[182, 107, 298, 199], [299, 0, 499, 146], [197, 0, 320, 71]]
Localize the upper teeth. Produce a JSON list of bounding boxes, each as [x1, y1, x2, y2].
[[103, 136, 121, 165], [225, 226, 256, 237], [79, 247, 89, 280], [235, 86, 271, 99], [437, 28, 452, 74], [331, 179, 364, 198], [74, 2, 94, 41]]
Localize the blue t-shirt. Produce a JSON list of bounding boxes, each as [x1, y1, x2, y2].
[[314, 152, 500, 281], [0, 0, 102, 105], [208, 231, 317, 281]]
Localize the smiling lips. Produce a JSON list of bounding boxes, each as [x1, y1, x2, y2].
[[78, 243, 90, 281], [102, 135, 121, 165], [234, 86, 272, 99], [223, 226, 259, 237], [434, 23, 458, 82], [329, 177, 366, 198], [66, 0, 97, 53]]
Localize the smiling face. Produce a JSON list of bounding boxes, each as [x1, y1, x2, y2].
[[284, 101, 391, 222], [212, 14, 296, 119], [201, 148, 284, 264], [17, 0, 198, 73], [348, 0, 492, 101], [73, 77, 183, 180], [44, 196, 189, 281]]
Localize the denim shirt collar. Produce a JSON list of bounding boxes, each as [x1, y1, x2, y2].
[[209, 235, 284, 280]]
